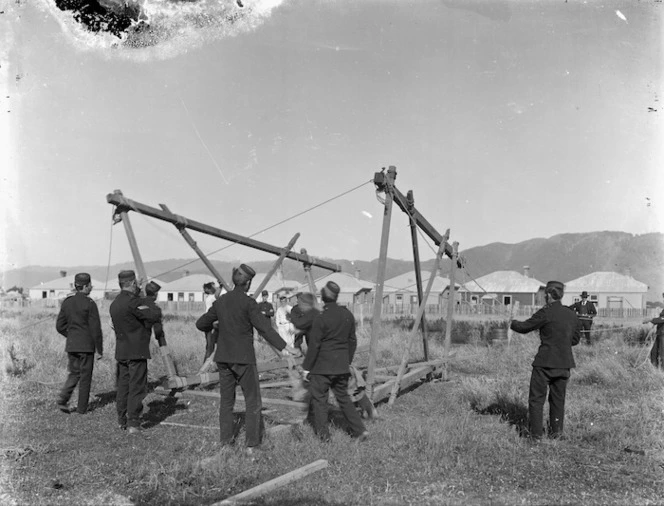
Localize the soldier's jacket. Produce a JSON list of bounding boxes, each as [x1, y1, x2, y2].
[[142, 295, 165, 342], [56, 291, 103, 354], [303, 301, 357, 375], [110, 290, 162, 360], [511, 300, 581, 369], [196, 286, 286, 364]]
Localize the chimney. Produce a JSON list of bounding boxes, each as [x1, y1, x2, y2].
[[183, 270, 190, 278], [60, 270, 67, 278], [523, 266, 530, 278], [355, 268, 361, 280]]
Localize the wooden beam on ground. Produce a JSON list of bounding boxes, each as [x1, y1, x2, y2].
[[212, 460, 328, 506], [173, 388, 308, 409], [371, 364, 443, 404], [161, 421, 217, 430]]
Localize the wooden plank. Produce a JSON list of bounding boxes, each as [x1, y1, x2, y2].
[[372, 365, 437, 404], [212, 460, 328, 506], [161, 421, 217, 430], [175, 389, 308, 409]]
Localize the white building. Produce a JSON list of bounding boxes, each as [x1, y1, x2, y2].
[[158, 274, 218, 302], [383, 270, 464, 309], [29, 276, 106, 301], [562, 272, 648, 310]]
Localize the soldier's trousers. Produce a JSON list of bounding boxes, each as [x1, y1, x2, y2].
[[58, 352, 94, 414], [529, 366, 570, 438], [651, 333, 664, 369], [116, 359, 147, 428], [203, 330, 217, 362], [217, 362, 263, 447], [308, 373, 366, 442]]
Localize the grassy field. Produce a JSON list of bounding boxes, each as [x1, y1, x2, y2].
[[1, 306, 663, 505]]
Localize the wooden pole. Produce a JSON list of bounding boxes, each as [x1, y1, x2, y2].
[[300, 248, 318, 304], [407, 190, 429, 362], [366, 166, 396, 399], [388, 242, 445, 406], [443, 241, 458, 381], [159, 204, 231, 292], [113, 191, 178, 378], [107, 190, 340, 272], [251, 233, 300, 298], [213, 460, 328, 506]]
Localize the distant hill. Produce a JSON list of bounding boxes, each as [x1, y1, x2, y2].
[[4, 231, 663, 300]]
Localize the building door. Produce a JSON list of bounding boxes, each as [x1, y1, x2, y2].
[[607, 296, 623, 309]]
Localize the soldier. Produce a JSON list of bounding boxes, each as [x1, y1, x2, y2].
[[301, 281, 368, 443], [568, 291, 597, 344], [511, 281, 581, 440], [143, 281, 165, 346], [55, 273, 103, 414], [196, 264, 298, 455], [290, 292, 319, 353], [643, 292, 664, 369], [257, 290, 275, 323], [201, 282, 218, 365], [110, 270, 162, 434]]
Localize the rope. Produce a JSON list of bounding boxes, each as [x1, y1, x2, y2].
[[148, 179, 373, 280]]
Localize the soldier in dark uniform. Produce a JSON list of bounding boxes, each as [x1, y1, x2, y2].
[[643, 293, 664, 369], [257, 290, 275, 323], [290, 292, 320, 353], [110, 270, 162, 434], [301, 281, 368, 443], [55, 273, 103, 414], [511, 280, 581, 440], [143, 281, 165, 346], [196, 264, 297, 453], [568, 291, 597, 345]]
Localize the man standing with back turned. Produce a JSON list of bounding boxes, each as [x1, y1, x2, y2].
[[110, 270, 162, 434], [196, 264, 298, 455], [301, 281, 368, 443], [511, 280, 581, 440], [56, 273, 103, 414]]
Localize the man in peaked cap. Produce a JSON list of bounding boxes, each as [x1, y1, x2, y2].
[[643, 292, 664, 369], [290, 292, 319, 353], [55, 273, 103, 414], [257, 289, 275, 323], [196, 264, 299, 455], [568, 290, 597, 345], [301, 281, 368, 443], [110, 270, 162, 434], [510, 280, 581, 441]]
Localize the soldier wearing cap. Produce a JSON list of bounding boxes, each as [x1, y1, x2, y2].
[[110, 270, 162, 434], [55, 273, 103, 414], [290, 292, 320, 353], [643, 292, 664, 369], [301, 281, 368, 443], [257, 290, 275, 323], [196, 264, 298, 452], [568, 290, 597, 345], [510, 280, 581, 440]]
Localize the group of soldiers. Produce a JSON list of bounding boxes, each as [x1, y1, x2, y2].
[[54, 270, 664, 448], [55, 265, 372, 449]]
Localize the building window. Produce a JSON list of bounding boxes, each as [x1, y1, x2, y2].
[[590, 295, 598, 302], [396, 294, 403, 305], [503, 295, 512, 305], [471, 295, 478, 304], [178, 292, 185, 302], [167, 293, 174, 302], [42, 291, 47, 299], [188, 293, 195, 302], [410, 295, 418, 305]]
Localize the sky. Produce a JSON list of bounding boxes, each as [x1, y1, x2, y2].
[[2, 0, 663, 273]]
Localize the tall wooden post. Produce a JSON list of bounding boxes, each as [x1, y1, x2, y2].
[[443, 241, 458, 381], [114, 191, 178, 379], [367, 166, 396, 398], [407, 190, 429, 362], [388, 242, 445, 405], [300, 248, 318, 305], [159, 204, 232, 292]]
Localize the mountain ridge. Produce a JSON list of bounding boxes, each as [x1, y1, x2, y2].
[[4, 231, 663, 300]]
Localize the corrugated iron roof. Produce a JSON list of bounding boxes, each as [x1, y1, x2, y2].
[[161, 273, 299, 293], [463, 271, 543, 293], [384, 271, 462, 293], [30, 277, 105, 290], [564, 271, 648, 293]]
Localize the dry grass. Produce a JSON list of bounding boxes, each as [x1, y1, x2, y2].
[[1, 308, 663, 505]]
